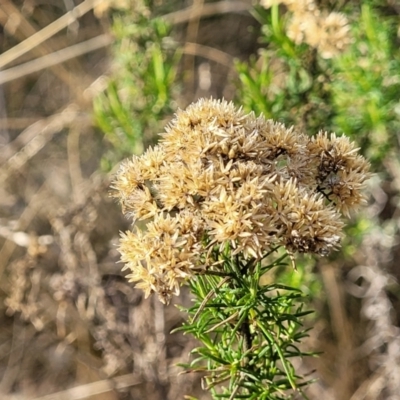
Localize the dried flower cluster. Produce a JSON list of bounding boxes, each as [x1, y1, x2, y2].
[[260, 0, 351, 58], [94, 0, 131, 18], [113, 99, 369, 303]]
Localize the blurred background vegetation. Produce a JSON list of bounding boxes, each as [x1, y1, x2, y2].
[[0, 0, 399, 399]]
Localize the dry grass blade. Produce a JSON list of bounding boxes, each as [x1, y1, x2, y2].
[[0, 183, 49, 287], [184, 42, 233, 67], [349, 367, 386, 400], [205, 311, 239, 334], [320, 263, 355, 400], [0, 117, 42, 130], [0, 106, 87, 184], [30, 374, 142, 400], [163, 0, 251, 25], [0, 108, 73, 163], [0, 34, 112, 85], [183, 0, 204, 93], [0, 0, 83, 92], [192, 276, 231, 322], [0, 0, 103, 69]]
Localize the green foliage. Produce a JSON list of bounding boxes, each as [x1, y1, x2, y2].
[[236, 2, 400, 168], [175, 246, 314, 399], [234, 0, 400, 294], [236, 5, 332, 132], [331, 4, 400, 165], [94, 7, 181, 169]]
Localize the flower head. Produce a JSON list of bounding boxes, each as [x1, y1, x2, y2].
[[113, 99, 369, 303], [262, 0, 351, 58]]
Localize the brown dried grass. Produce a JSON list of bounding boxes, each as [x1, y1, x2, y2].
[[1, 1, 400, 400]]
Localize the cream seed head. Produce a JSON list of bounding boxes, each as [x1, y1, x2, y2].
[[262, 0, 351, 58], [113, 98, 369, 303]]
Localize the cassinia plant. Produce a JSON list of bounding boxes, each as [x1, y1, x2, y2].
[[112, 98, 370, 399]]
